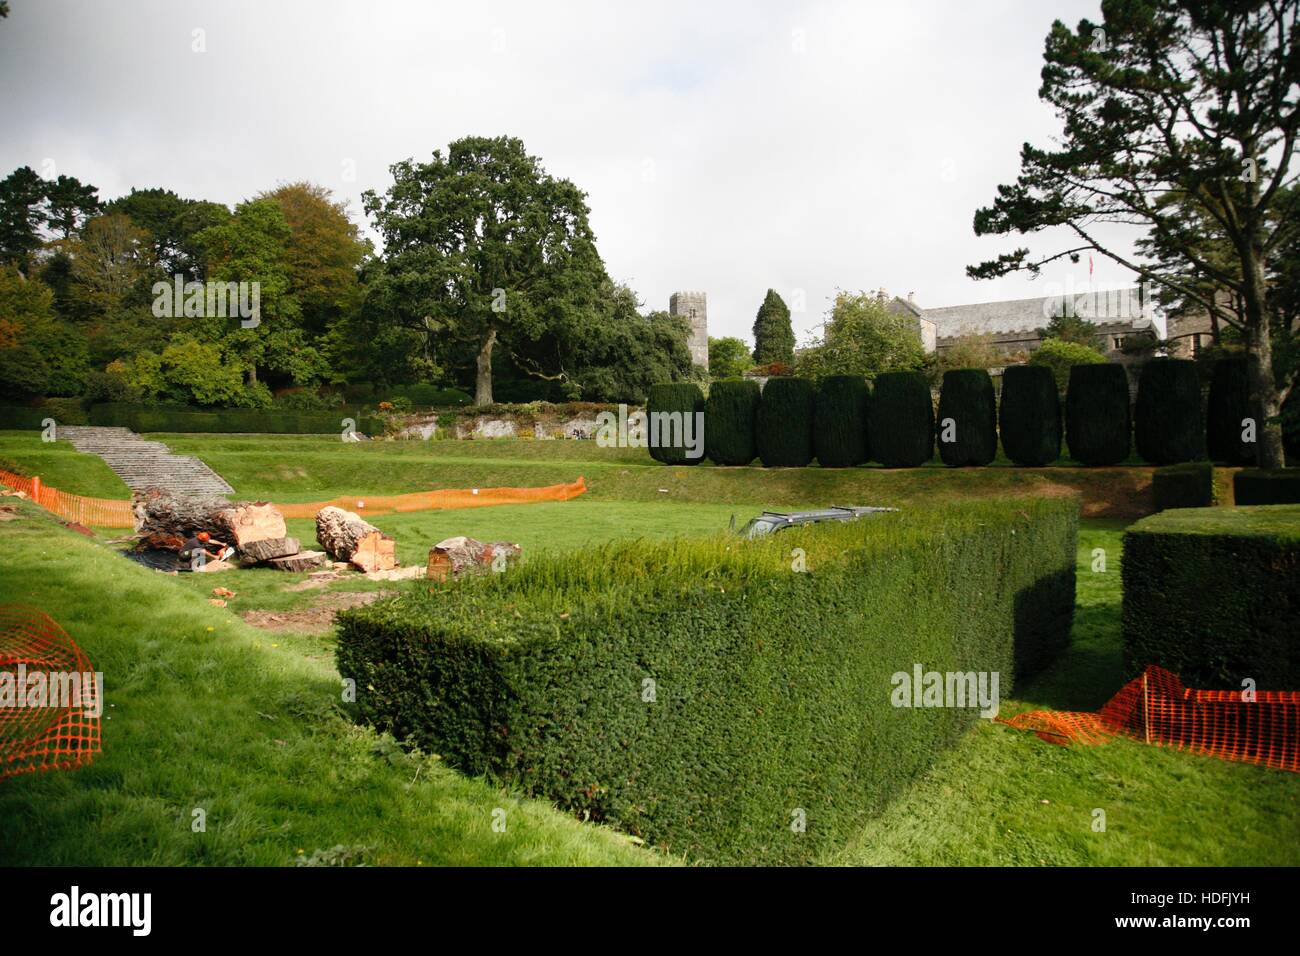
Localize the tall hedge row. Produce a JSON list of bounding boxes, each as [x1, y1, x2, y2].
[[1205, 357, 1256, 465], [1065, 363, 1131, 465], [88, 402, 384, 436], [1122, 505, 1300, 687], [646, 383, 705, 465], [813, 375, 870, 468], [756, 377, 815, 467], [337, 497, 1077, 864], [998, 365, 1061, 467], [868, 371, 934, 467], [937, 369, 998, 467], [1135, 358, 1203, 465], [704, 379, 761, 466]]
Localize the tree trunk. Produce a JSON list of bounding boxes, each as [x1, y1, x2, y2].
[[475, 325, 496, 406], [314, 506, 397, 572], [247, 366, 258, 386], [1242, 248, 1287, 469], [133, 491, 287, 550]]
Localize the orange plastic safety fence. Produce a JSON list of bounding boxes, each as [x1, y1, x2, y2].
[[1001, 665, 1300, 772], [275, 476, 589, 518], [0, 606, 102, 783], [0, 468, 135, 527], [0, 468, 588, 527]]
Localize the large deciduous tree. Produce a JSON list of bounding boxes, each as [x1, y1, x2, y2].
[[970, 0, 1299, 467], [794, 291, 925, 380], [363, 136, 606, 406]]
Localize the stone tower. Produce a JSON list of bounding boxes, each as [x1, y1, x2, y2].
[[669, 291, 709, 369]]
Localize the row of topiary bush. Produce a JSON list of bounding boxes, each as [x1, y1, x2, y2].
[[337, 496, 1077, 864], [649, 358, 1288, 469]]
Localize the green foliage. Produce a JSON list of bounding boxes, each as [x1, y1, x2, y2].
[[794, 291, 925, 380], [88, 402, 383, 436], [336, 497, 1077, 864], [1151, 461, 1214, 511], [1038, 311, 1100, 347], [704, 379, 760, 466], [0, 166, 50, 271], [1065, 363, 1131, 465], [1206, 357, 1256, 465], [1135, 358, 1203, 465], [1028, 337, 1108, 391], [751, 289, 794, 365], [813, 375, 869, 467], [646, 383, 704, 465], [708, 336, 752, 381], [756, 377, 815, 467], [1233, 469, 1300, 506], [363, 136, 607, 405], [0, 265, 88, 399], [926, 333, 1003, 386], [105, 187, 232, 279], [999, 365, 1061, 466], [936, 369, 997, 467], [1122, 506, 1300, 687], [868, 370, 934, 467]]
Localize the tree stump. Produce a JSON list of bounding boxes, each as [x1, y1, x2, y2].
[[239, 536, 301, 563], [314, 506, 397, 572], [265, 550, 328, 572]]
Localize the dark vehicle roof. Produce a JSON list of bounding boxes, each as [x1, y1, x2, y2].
[[753, 506, 897, 524]]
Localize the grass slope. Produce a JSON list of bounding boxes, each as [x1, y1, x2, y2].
[[0, 501, 660, 866], [0, 430, 131, 498], [826, 522, 1300, 866]]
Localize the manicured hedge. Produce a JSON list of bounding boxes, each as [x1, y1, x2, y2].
[[756, 377, 815, 467], [999, 365, 1061, 466], [646, 384, 706, 465], [1206, 357, 1257, 465], [813, 375, 870, 468], [337, 496, 1077, 864], [704, 379, 760, 466], [869, 371, 934, 467], [1065, 363, 1131, 465], [88, 402, 384, 436], [1234, 469, 1300, 505], [1152, 462, 1214, 511], [0, 406, 56, 430], [1135, 358, 1203, 465], [1122, 505, 1300, 686], [936, 369, 997, 467]]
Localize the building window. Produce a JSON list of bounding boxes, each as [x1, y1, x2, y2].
[[1113, 336, 1124, 350], [1190, 333, 1201, 356]]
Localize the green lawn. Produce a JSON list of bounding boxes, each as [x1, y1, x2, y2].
[[0, 430, 131, 498], [1, 432, 1295, 866]]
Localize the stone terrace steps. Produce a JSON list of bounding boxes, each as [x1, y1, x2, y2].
[[57, 425, 234, 499]]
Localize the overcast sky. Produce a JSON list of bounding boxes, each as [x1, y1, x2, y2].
[[0, 0, 1126, 344]]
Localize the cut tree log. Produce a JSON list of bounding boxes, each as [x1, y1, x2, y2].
[[133, 490, 286, 552], [265, 550, 328, 572], [426, 536, 521, 581], [315, 506, 397, 572], [239, 536, 301, 563]]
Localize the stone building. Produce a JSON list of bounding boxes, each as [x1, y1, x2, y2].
[[886, 287, 1214, 374], [670, 291, 709, 370]]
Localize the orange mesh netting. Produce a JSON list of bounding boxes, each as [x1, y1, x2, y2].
[[0, 606, 102, 783], [0, 468, 134, 528], [275, 476, 588, 518], [0, 468, 587, 527], [1001, 665, 1300, 772]]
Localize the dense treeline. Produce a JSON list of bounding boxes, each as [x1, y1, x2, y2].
[[0, 137, 699, 410]]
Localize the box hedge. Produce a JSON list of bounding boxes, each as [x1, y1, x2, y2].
[[704, 379, 760, 466], [937, 369, 998, 467], [868, 371, 934, 467], [1152, 461, 1214, 511], [1122, 505, 1300, 687], [1233, 469, 1300, 505], [999, 365, 1061, 466], [645, 384, 706, 465], [337, 496, 1077, 864], [1135, 358, 1203, 464], [87, 402, 384, 436], [756, 377, 815, 467], [813, 375, 870, 468], [1065, 363, 1131, 465], [1205, 357, 1257, 465]]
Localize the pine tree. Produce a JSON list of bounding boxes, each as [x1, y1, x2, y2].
[[752, 289, 794, 365]]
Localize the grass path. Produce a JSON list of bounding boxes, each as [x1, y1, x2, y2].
[[0, 500, 660, 866]]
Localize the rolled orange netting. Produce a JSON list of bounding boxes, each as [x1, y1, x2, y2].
[[276, 476, 589, 518], [1000, 665, 1300, 772], [0, 606, 102, 782]]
